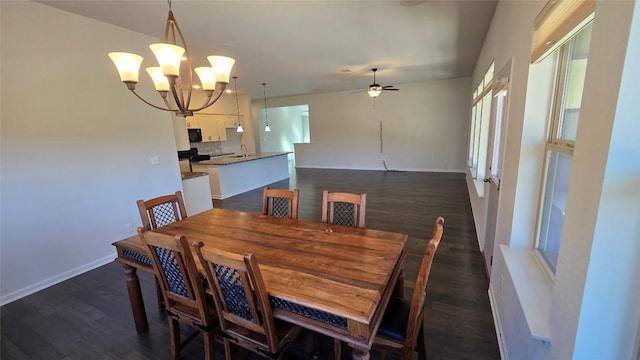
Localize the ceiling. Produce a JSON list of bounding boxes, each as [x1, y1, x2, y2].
[[37, 0, 497, 100]]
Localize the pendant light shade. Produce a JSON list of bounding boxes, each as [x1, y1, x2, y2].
[[262, 82, 271, 132], [233, 76, 244, 133]]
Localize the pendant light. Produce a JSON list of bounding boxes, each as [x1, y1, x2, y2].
[[262, 83, 271, 132], [233, 76, 244, 133]]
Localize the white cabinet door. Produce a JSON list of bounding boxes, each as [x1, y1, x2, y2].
[[195, 114, 227, 142], [186, 117, 200, 128], [224, 115, 239, 128], [216, 116, 228, 141]]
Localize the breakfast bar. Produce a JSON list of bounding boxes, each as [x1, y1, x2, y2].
[[191, 152, 290, 200]]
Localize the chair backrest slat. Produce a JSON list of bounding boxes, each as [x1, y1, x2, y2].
[[262, 187, 300, 219], [405, 216, 444, 347], [321, 190, 367, 228], [137, 191, 187, 230], [194, 245, 281, 352], [138, 228, 212, 323]]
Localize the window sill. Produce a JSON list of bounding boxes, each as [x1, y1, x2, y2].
[[500, 245, 552, 342]]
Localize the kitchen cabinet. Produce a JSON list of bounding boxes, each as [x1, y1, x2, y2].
[[224, 115, 243, 129], [186, 117, 200, 128], [195, 114, 227, 142]]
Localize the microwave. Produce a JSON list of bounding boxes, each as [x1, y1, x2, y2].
[[188, 128, 202, 142]]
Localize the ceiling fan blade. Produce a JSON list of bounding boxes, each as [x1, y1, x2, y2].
[[382, 85, 396, 89], [383, 88, 400, 91]]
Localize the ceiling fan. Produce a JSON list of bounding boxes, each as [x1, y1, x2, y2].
[[366, 68, 399, 98]]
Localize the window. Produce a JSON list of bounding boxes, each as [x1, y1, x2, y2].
[[467, 62, 494, 195], [490, 78, 509, 186], [534, 22, 593, 274]]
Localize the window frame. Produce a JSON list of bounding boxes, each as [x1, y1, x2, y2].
[[467, 62, 494, 193], [533, 22, 592, 276]]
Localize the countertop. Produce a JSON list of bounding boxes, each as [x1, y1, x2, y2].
[[181, 171, 208, 180], [193, 152, 290, 166]]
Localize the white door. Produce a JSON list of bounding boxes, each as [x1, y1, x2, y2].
[[483, 61, 512, 276]]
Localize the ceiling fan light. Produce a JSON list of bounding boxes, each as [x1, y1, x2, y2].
[[149, 43, 184, 77], [236, 124, 244, 133], [207, 56, 235, 83], [108, 52, 143, 83], [145, 67, 170, 91], [368, 85, 382, 98], [194, 67, 217, 91]]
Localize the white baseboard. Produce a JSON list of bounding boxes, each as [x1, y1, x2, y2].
[[0, 254, 114, 306], [489, 285, 508, 360]]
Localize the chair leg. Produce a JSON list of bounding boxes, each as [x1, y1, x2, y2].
[[333, 339, 341, 360], [379, 349, 389, 360], [203, 330, 216, 360], [417, 323, 427, 360], [168, 317, 181, 360], [311, 332, 321, 360], [223, 338, 234, 360], [155, 278, 165, 310]]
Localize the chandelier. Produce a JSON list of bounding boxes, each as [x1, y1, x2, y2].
[[107, 0, 235, 117]]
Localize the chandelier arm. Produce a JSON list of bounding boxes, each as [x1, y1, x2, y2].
[[172, 21, 194, 110], [169, 83, 187, 113], [129, 89, 174, 112], [190, 86, 227, 112]]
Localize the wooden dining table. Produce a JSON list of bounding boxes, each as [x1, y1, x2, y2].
[[112, 208, 407, 359]]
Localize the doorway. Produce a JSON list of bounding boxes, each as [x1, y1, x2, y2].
[[258, 104, 310, 166], [483, 60, 512, 276]]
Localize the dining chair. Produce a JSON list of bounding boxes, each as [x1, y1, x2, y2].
[[372, 216, 445, 360], [137, 190, 188, 230], [321, 190, 367, 228], [193, 244, 302, 359], [262, 186, 300, 219], [137, 190, 188, 310], [138, 228, 219, 360]]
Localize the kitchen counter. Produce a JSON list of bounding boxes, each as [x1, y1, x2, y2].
[[180, 172, 213, 215], [191, 153, 290, 199], [195, 152, 290, 166], [180, 171, 208, 180]]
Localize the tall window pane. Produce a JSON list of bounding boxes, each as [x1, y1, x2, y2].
[[557, 23, 592, 142], [537, 150, 572, 271]]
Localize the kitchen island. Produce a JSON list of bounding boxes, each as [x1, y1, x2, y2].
[[191, 152, 290, 200]]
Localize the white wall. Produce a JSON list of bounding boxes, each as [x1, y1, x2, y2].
[[468, 0, 640, 358], [0, 2, 183, 304], [253, 78, 470, 172]]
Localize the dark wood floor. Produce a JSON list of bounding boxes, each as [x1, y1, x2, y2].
[[1, 168, 500, 360]]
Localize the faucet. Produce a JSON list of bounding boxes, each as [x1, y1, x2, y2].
[[241, 144, 248, 157]]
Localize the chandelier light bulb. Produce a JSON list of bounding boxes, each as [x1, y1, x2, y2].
[[108, 52, 143, 83], [194, 67, 217, 91], [208, 56, 235, 83], [149, 43, 185, 77], [146, 67, 171, 92]]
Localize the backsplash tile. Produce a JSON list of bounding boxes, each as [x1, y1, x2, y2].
[[191, 142, 222, 155]]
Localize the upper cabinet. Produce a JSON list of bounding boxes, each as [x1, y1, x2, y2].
[[186, 117, 200, 129], [194, 114, 227, 142], [224, 115, 243, 129]]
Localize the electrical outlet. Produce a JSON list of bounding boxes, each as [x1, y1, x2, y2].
[[125, 223, 133, 233], [150, 156, 159, 165]]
